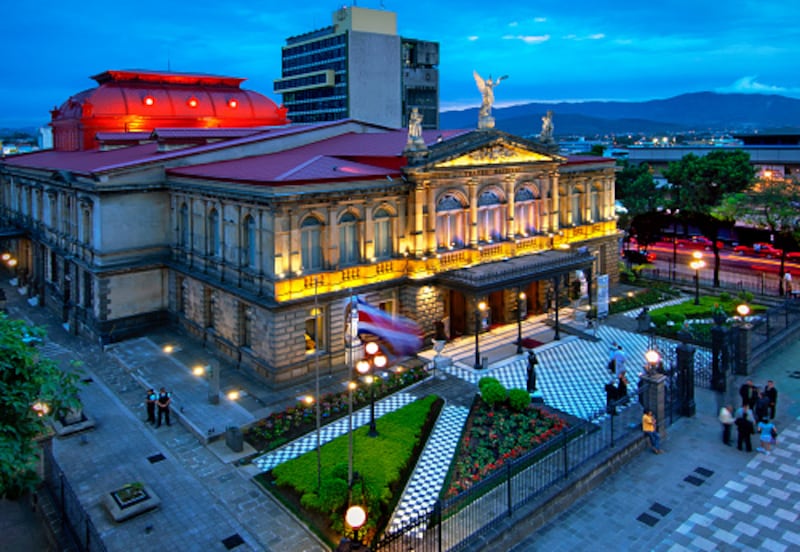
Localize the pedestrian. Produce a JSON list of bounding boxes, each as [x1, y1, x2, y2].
[[739, 379, 756, 409], [617, 373, 629, 405], [607, 341, 617, 374], [156, 387, 172, 427], [754, 391, 770, 423], [613, 345, 626, 378], [756, 417, 776, 455], [718, 404, 734, 446], [642, 409, 662, 454], [734, 404, 755, 452], [145, 388, 157, 425], [764, 380, 778, 420], [526, 350, 538, 393]]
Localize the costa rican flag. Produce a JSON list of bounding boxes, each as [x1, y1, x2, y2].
[[356, 298, 423, 357]]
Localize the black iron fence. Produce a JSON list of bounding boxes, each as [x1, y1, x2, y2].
[[748, 300, 800, 354], [42, 442, 107, 552], [374, 391, 653, 552]]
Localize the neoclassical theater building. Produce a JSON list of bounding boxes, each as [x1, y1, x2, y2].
[[0, 70, 620, 388]]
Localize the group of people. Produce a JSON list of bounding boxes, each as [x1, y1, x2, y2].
[[145, 387, 173, 428], [719, 379, 779, 454]]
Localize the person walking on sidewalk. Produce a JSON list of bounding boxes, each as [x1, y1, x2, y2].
[[718, 404, 734, 446], [145, 388, 157, 425], [739, 379, 757, 409], [734, 404, 755, 452], [642, 409, 662, 454], [156, 387, 172, 427], [765, 380, 778, 420], [756, 418, 776, 455]]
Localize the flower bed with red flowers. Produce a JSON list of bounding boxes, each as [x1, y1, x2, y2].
[[445, 396, 568, 497]]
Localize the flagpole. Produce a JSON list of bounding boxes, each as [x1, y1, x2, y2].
[[348, 292, 358, 489], [314, 277, 321, 490]]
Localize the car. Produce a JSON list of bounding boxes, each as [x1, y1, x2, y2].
[[622, 249, 656, 264], [675, 236, 723, 251], [733, 242, 783, 258], [787, 251, 800, 262]]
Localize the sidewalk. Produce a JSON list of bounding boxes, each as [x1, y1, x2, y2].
[[507, 340, 800, 552]]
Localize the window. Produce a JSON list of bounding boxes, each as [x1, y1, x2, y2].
[[572, 190, 582, 225], [179, 203, 189, 249], [240, 303, 252, 348], [243, 215, 256, 267], [208, 208, 220, 256], [590, 188, 600, 222], [301, 216, 323, 271], [339, 212, 360, 266], [436, 194, 466, 249], [477, 190, 504, 242], [305, 306, 325, 354], [515, 186, 540, 236], [374, 208, 392, 259]]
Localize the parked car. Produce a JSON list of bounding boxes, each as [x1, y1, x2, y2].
[[786, 251, 800, 262], [733, 242, 783, 258], [675, 235, 723, 250], [622, 249, 656, 264]]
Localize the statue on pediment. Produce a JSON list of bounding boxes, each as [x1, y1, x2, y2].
[[404, 107, 428, 155], [540, 110, 554, 142], [473, 71, 508, 129]]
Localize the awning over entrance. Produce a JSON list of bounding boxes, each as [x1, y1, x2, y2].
[[435, 248, 594, 294]]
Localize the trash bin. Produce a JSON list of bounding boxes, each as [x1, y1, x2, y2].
[[225, 426, 243, 452]]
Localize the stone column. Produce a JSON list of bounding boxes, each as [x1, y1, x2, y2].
[[732, 323, 752, 375], [640, 372, 667, 439], [710, 324, 731, 392]]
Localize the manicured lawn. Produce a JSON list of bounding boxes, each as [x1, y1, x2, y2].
[[257, 395, 442, 547]]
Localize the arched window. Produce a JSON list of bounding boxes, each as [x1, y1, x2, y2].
[[243, 215, 256, 267], [571, 188, 582, 225], [477, 190, 504, 242], [436, 194, 466, 249], [208, 208, 220, 256], [339, 212, 360, 266], [374, 208, 392, 259], [179, 203, 189, 248], [514, 186, 540, 236], [301, 216, 323, 271]]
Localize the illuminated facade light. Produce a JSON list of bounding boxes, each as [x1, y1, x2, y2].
[[228, 98, 238, 109], [187, 97, 199, 108], [143, 95, 155, 106]]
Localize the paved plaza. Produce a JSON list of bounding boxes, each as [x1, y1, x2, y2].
[[3, 281, 799, 551]]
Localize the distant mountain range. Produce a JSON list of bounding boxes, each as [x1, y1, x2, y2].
[[440, 92, 800, 137]]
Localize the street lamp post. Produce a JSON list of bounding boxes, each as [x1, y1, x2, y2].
[[516, 291, 526, 354], [553, 277, 561, 341], [690, 251, 706, 305], [474, 301, 487, 370], [357, 341, 385, 438]]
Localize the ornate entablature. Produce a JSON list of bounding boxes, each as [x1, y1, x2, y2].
[[437, 143, 554, 168]]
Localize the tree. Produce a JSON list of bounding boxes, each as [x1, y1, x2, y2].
[[615, 161, 664, 249], [714, 176, 800, 295], [0, 315, 82, 498], [663, 150, 755, 287]]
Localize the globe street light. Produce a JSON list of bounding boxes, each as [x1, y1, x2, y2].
[[645, 348, 662, 374], [516, 291, 527, 354], [345, 505, 367, 546], [357, 342, 384, 438], [689, 251, 706, 305], [474, 301, 487, 370]]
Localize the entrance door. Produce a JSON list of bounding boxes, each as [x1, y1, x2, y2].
[[488, 291, 504, 325], [449, 290, 466, 337]]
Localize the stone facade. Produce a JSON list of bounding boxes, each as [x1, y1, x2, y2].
[[1, 122, 620, 389]]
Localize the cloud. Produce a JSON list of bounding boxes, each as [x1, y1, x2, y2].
[[468, 35, 480, 41], [534, 17, 547, 23], [588, 33, 605, 40], [509, 21, 519, 27], [502, 34, 551, 44], [719, 76, 790, 95], [564, 33, 606, 41]]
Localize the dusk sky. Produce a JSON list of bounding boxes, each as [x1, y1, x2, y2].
[[3, 0, 800, 128]]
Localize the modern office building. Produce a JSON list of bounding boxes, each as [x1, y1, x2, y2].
[[274, 6, 439, 129], [0, 71, 618, 389]]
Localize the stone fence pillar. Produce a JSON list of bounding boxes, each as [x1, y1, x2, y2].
[[640, 372, 666, 439]]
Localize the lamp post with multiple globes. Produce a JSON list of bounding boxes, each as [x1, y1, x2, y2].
[[689, 251, 706, 305], [356, 341, 385, 438]]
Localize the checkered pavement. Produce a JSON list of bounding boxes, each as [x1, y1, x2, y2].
[[388, 405, 470, 533], [658, 417, 800, 551]]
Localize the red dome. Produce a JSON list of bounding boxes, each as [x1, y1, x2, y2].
[[51, 70, 289, 151]]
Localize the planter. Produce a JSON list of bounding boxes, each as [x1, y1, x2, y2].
[[104, 483, 161, 522]]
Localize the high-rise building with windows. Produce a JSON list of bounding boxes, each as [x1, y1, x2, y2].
[[274, 6, 439, 129]]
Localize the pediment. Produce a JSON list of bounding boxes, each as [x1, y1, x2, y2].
[[436, 142, 556, 168], [416, 130, 564, 171]]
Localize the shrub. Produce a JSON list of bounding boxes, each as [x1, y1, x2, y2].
[[478, 376, 501, 393], [719, 291, 731, 302], [508, 389, 531, 412], [481, 381, 507, 408]]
